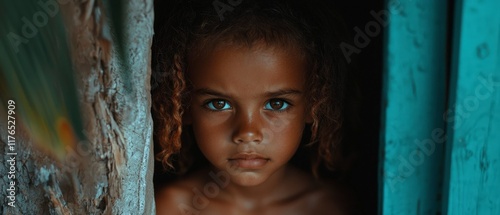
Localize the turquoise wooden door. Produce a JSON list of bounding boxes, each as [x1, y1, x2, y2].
[[379, 0, 500, 214]]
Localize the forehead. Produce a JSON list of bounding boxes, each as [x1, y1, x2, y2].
[[187, 44, 307, 97]]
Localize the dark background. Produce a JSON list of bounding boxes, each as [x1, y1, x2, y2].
[[334, 1, 383, 214]]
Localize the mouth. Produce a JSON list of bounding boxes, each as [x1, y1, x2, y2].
[[228, 153, 270, 169]]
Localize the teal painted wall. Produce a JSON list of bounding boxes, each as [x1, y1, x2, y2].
[[379, 0, 500, 214], [379, 0, 448, 214], [442, 0, 500, 214]]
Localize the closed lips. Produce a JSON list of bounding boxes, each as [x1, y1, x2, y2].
[[228, 153, 270, 169], [229, 153, 269, 160]]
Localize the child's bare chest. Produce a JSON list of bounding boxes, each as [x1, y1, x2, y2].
[[192, 197, 334, 215]]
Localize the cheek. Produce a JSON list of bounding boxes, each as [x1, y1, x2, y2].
[[191, 107, 231, 138], [264, 110, 306, 140], [190, 111, 232, 161], [193, 129, 229, 165], [264, 117, 305, 156], [281, 123, 305, 147]]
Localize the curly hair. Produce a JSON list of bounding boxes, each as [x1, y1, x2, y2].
[[152, 0, 348, 177]]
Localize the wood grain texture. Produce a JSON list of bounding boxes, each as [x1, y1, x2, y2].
[[379, 0, 448, 214], [442, 0, 500, 214]]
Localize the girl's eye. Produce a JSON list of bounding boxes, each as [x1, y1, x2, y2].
[[205, 99, 231, 111], [264, 99, 290, 111]]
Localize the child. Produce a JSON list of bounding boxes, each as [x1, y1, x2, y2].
[[152, 0, 355, 214]]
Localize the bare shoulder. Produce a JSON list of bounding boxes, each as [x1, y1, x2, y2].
[[155, 171, 206, 215], [155, 180, 191, 215], [284, 167, 357, 215], [307, 179, 358, 215]]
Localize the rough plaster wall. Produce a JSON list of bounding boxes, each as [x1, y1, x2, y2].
[[110, 0, 155, 214], [0, 0, 155, 214]]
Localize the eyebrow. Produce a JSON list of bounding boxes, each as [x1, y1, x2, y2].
[[193, 88, 303, 98]]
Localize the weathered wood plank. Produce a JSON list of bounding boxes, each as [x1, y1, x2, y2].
[[442, 0, 500, 214], [379, 0, 448, 214]]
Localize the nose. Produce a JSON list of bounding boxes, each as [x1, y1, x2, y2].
[[232, 110, 263, 144]]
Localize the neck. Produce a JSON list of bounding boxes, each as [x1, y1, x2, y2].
[[210, 164, 291, 208]]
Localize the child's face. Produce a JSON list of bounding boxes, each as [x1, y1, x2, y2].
[[186, 43, 311, 186]]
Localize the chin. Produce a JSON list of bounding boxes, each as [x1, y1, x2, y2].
[[229, 172, 269, 187]]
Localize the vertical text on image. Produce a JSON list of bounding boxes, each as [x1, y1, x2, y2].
[[6, 99, 17, 207]]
